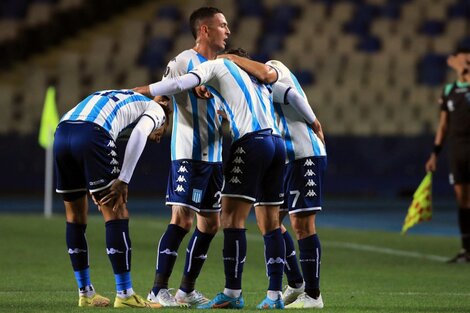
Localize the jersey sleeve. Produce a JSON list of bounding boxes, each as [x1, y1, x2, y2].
[[189, 59, 221, 85]]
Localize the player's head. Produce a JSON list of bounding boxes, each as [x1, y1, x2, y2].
[[448, 44, 470, 79], [222, 47, 251, 59], [190, 7, 230, 51]]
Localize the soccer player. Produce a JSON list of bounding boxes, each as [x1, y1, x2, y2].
[[134, 48, 321, 309], [54, 89, 167, 308], [217, 54, 326, 308], [144, 7, 230, 307], [425, 45, 470, 263]]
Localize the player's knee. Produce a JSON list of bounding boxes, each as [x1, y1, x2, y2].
[[171, 206, 195, 230], [62, 191, 87, 202]]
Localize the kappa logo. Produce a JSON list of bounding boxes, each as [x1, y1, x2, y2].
[[306, 190, 317, 197], [106, 248, 125, 255], [110, 158, 119, 165], [266, 257, 285, 265], [304, 159, 315, 166], [304, 169, 315, 177], [68, 248, 87, 254], [231, 166, 243, 174], [178, 166, 188, 173], [175, 185, 186, 192], [159, 249, 178, 256], [306, 179, 316, 187], [235, 147, 246, 154], [108, 150, 117, 157], [176, 175, 186, 183], [185, 249, 208, 260], [233, 156, 244, 164], [111, 167, 120, 174], [229, 176, 242, 184], [107, 140, 116, 148]]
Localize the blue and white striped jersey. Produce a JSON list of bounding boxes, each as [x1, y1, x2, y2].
[[190, 58, 281, 142], [267, 60, 326, 162], [60, 89, 165, 141], [163, 49, 223, 162]]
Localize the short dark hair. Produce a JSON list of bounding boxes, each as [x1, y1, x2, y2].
[[222, 48, 251, 59], [189, 7, 223, 39]]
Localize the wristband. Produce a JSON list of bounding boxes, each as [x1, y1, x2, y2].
[[433, 145, 442, 155]]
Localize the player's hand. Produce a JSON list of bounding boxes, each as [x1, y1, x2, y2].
[[193, 86, 213, 99], [99, 179, 129, 212], [217, 109, 228, 120], [425, 154, 437, 172], [310, 119, 325, 145], [133, 85, 151, 97]]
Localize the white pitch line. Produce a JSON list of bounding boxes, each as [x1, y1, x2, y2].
[[325, 241, 448, 262], [244, 233, 448, 262]]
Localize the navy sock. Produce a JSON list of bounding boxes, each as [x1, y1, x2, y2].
[[105, 219, 132, 273], [223, 228, 246, 290], [152, 224, 188, 294], [263, 228, 285, 292], [299, 234, 321, 299], [66, 222, 90, 288], [180, 228, 215, 293], [282, 231, 303, 288], [458, 208, 470, 252]]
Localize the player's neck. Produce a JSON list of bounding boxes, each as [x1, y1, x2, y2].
[[193, 42, 218, 60]]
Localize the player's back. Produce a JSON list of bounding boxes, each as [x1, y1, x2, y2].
[[191, 58, 280, 142], [164, 49, 223, 162], [267, 60, 326, 162], [61, 89, 157, 140]]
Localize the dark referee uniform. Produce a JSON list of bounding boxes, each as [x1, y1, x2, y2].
[[440, 80, 470, 184]]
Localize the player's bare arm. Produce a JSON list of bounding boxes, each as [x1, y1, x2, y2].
[[217, 53, 278, 83]]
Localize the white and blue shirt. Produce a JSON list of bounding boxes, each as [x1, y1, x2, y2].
[[163, 49, 223, 162], [190, 58, 281, 142], [60, 89, 164, 141], [267, 60, 326, 162]]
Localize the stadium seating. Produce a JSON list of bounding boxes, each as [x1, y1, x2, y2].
[[0, 0, 468, 136]]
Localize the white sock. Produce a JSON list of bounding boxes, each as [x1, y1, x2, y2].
[[79, 285, 95, 297], [223, 288, 242, 298], [267, 290, 282, 300], [117, 288, 135, 299]]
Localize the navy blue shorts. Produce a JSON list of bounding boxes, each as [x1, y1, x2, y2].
[[166, 160, 223, 212], [222, 130, 286, 205], [281, 156, 327, 214], [54, 121, 120, 194]]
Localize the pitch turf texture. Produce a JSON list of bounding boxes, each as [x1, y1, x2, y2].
[[1, 214, 470, 313]]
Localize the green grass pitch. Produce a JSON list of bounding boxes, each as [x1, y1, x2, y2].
[[1, 213, 470, 312]]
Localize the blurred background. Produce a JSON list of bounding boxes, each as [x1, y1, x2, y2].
[[0, 0, 468, 224]]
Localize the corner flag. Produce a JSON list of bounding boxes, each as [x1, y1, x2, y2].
[[38, 86, 59, 149], [401, 172, 433, 234]]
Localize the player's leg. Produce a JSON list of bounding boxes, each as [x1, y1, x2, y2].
[[175, 211, 219, 305], [176, 163, 222, 306], [197, 197, 251, 309], [147, 205, 192, 306], [279, 220, 304, 305], [255, 205, 285, 309], [449, 183, 470, 262], [63, 192, 110, 307]]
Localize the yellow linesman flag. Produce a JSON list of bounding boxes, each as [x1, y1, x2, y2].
[[38, 86, 59, 149], [401, 172, 433, 234]]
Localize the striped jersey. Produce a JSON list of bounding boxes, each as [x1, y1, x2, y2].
[[267, 60, 326, 162], [163, 49, 223, 162], [190, 58, 281, 142], [60, 89, 165, 141]]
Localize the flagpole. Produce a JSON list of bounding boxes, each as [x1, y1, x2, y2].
[[44, 144, 53, 218]]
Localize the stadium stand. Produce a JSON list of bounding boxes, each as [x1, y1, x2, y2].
[[0, 0, 468, 136]]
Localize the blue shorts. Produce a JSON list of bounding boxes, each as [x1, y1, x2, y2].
[[222, 129, 286, 206], [166, 160, 223, 212], [54, 121, 119, 194], [281, 156, 327, 214]]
